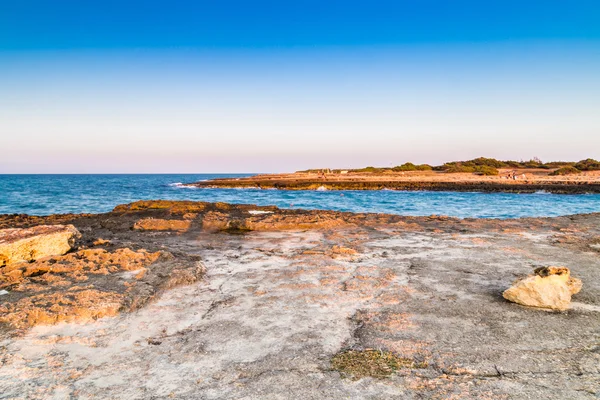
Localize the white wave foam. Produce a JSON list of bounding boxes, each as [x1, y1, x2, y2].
[[169, 182, 198, 189]]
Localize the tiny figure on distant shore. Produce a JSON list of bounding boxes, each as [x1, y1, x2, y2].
[[506, 171, 517, 180]]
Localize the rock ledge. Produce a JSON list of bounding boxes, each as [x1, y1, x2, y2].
[[0, 225, 80, 267]]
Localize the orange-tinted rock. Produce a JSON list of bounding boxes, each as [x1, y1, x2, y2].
[[245, 213, 350, 231], [331, 245, 357, 255], [0, 247, 205, 331], [503, 266, 582, 311], [0, 225, 80, 267], [201, 211, 233, 231], [133, 218, 191, 232], [0, 289, 123, 329], [0, 248, 162, 290], [114, 200, 208, 214], [93, 238, 111, 246]]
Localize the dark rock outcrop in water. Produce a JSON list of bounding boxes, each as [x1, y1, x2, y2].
[[186, 176, 600, 193], [0, 200, 599, 399]]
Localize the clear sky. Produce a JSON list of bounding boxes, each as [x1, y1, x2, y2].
[[1, 0, 599, 173]]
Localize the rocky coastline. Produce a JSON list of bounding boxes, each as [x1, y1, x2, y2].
[[1, 200, 599, 399], [189, 178, 600, 193], [185, 170, 600, 193]]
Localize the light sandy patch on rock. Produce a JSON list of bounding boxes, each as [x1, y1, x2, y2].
[[503, 266, 582, 311], [0, 225, 80, 266], [331, 245, 358, 255], [248, 210, 274, 215], [570, 302, 600, 312]]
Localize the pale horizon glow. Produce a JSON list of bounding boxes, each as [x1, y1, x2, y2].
[[2, 23, 600, 173]]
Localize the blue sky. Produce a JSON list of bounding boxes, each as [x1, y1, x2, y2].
[[1, 1, 599, 172]]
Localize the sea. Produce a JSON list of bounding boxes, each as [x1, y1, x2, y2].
[[1, 174, 599, 219]]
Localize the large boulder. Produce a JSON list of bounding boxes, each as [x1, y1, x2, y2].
[[0, 225, 80, 267], [503, 266, 582, 311]]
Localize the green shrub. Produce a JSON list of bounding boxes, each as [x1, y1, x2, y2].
[[574, 159, 600, 171], [443, 163, 498, 175], [415, 164, 433, 171], [444, 164, 476, 173], [353, 166, 385, 173], [392, 163, 432, 172], [544, 161, 576, 168], [521, 159, 545, 169], [473, 165, 499, 175], [549, 166, 582, 176], [503, 160, 523, 168], [466, 157, 507, 168], [392, 162, 417, 171]]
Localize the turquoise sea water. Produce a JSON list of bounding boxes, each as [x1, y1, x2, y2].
[[1, 174, 600, 219]]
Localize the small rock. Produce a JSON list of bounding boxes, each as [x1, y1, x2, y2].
[[331, 245, 358, 255], [0, 225, 80, 266], [503, 266, 582, 311], [93, 238, 111, 246]]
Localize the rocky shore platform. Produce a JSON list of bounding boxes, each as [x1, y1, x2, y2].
[[1, 200, 599, 399], [185, 170, 600, 193]]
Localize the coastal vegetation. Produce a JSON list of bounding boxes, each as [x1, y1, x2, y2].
[[298, 158, 600, 176], [391, 162, 432, 172], [549, 166, 581, 176], [440, 164, 499, 175], [331, 349, 426, 380], [194, 157, 600, 193], [574, 158, 600, 171]]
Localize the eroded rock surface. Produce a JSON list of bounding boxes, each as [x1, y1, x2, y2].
[[0, 246, 205, 332], [185, 171, 600, 193], [0, 201, 598, 399], [133, 218, 192, 232], [0, 225, 80, 266]]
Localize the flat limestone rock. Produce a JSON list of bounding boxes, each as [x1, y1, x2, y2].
[[0, 225, 80, 267], [503, 266, 582, 311]]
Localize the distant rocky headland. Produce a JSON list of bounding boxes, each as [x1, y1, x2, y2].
[[186, 157, 600, 193], [1, 200, 599, 398]]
